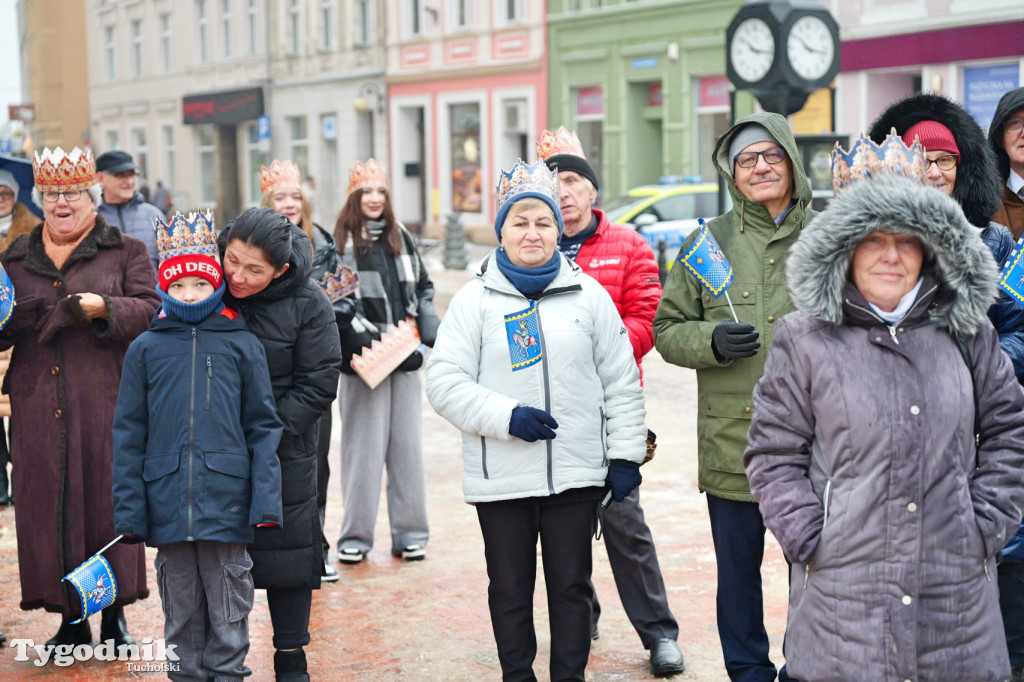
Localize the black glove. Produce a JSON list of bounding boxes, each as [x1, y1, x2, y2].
[[508, 406, 558, 442], [396, 350, 424, 372], [711, 322, 760, 361], [606, 460, 642, 503]]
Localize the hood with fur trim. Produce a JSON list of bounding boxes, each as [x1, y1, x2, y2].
[[868, 93, 1002, 228], [786, 174, 998, 338], [989, 87, 1024, 181]]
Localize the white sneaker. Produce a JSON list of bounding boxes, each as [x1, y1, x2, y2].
[[400, 545, 425, 561], [322, 562, 340, 581], [338, 548, 365, 564]]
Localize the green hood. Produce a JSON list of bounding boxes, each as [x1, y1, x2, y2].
[[713, 111, 814, 214]]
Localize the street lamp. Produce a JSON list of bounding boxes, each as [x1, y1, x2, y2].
[[353, 81, 385, 159]]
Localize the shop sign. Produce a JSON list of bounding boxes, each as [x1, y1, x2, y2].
[[183, 88, 264, 125], [964, 64, 1019, 131], [699, 76, 731, 108], [648, 83, 663, 107], [576, 86, 604, 117]]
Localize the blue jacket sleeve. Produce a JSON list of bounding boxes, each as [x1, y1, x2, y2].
[[982, 223, 1024, 381], [241, 339, 284, 527], [111, 341, 150, 541]]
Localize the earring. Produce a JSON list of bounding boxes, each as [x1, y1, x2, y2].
[[499, 245, 505, 251]]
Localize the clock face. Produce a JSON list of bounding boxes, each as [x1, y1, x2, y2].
[[730, 18, 776, 84], [786, 15, 835, 81]]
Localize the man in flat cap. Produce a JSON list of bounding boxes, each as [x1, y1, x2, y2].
[[96, 150, 163, 271]]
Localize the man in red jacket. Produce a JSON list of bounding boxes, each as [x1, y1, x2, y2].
[[538, 127, 683, 677]]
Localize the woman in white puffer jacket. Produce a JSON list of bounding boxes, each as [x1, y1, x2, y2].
[[425, 159, 646, 682]]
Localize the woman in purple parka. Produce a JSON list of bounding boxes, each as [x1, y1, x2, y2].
[[0, 147, 159, 648]]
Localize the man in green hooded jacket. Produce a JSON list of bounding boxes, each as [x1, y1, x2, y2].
[[653, 112, 814, 681]]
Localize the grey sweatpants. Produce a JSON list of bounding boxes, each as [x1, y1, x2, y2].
[[337, 370, 429, 555], [155, 541, 253, 682]]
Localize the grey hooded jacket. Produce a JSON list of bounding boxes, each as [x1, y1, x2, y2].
[[744, 175, 1024, 682], [97, 191, 164, 272]]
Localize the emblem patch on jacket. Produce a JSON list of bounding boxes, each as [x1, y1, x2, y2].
[[505, 302, 543, 371]]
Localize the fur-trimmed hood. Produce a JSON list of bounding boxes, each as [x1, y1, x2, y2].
[[989, 87, 1024, 181], [868, 93, 1002, 228], [786, 174, 999, 338]]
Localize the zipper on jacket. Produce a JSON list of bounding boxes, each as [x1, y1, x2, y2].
[[480, 436, 489, 479], [985, 561, 991, 582], [205, 357, 212, 411], [803, 563, 810, 589], [822, 479, 832, 527], [599, 407, 608, 464], [116, 204, 125, 231], [534, 302, 556, 495], [187, 328, 197, 540], [888, 326, 899, 345]]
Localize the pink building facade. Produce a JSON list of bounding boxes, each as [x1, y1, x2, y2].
[[386, 1, 548, 238]]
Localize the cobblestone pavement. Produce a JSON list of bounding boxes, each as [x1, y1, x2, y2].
[[0, 245, 791, 680]]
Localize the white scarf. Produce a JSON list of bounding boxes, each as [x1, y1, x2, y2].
[[868, 277, 924, 325]]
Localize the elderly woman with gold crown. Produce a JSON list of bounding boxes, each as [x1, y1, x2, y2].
[[425, 159, 646, 681], [743, 133, 1024, 681], [0, 147, 159, 648], [331, 158, 439, 566], [259, 158, 341, 584]]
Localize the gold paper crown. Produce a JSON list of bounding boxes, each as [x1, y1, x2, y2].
[[154, 211, 219, 264], [832, 129, 927, 195], [350, 318, 421, 389], [496, 160, 560, 217], [535, 126, 586, 161], [33, 147, 97, 193], [317, 264, 360, 302], [259, 160, 302, 196], [347, 158, 388, 194]]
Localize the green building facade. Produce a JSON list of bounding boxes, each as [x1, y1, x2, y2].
[[547, 0, 753, 200]]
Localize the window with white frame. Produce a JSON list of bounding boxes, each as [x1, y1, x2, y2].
[[496, 0, 524, 24], [247, 0, 259, 54], [197, 125, 217, 205], [131, 128, 149, 180], [197, 0, 209, 62], [104, 25, 116, 81], [105, 129, 120, 152], [404, 0, 423, 38], [162, 125, 176, 190], [221, 0, 232, 58], [448, 0, 473, 30], [354, 0, 371, 45], [319, 0, 333, 50], [288, 0, 300, 54], [288, 116, 308, 178], [159, 13, 172, 71], [131, 20, 143, 77]]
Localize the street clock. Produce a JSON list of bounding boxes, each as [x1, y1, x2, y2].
[[726, 0, 841, 115]]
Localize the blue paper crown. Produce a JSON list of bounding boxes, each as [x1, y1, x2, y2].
[[495, 160, 560, 218], [317, 264, 360, 302], [831, 129, 927, 195], [154, 211, 219, 264]]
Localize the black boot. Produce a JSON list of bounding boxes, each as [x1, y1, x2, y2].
[[274, 648, 309, 682], [100, 607, 136, 649], [0, 463, 9, 506], [45, 619, 92, 647]]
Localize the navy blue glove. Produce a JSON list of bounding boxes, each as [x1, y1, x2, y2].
[[606, 460, 642, 502], [508, 407, 558, 442]]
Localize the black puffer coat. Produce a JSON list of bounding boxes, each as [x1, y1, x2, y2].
[[220, 222, 342, 589], [870, 93, 1024, 381]]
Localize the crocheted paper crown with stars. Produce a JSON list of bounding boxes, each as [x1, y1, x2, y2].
[[832, 129, 927, 195], [154, 211, 222, 291], [259, 160, 302, 196], [348, 158, 388, 194], [494, 159, 563, 240], [535, 126, 586, 161], [33, 147, 97, 193]]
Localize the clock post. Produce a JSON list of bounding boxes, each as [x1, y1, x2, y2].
[[725, 0, 840, 117]]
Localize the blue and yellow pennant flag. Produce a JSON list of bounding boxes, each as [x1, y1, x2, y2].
[[0, 264, 14, 331], [1000, 234, 1024, 308], [679, 219, 734, 298], [505, 302, 543, 371]]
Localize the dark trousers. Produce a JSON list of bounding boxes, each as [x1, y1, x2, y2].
[[591, 487, 679, 648], [266, 587, 312, 650], [707, 494, 793, 682], [1000, 561, 1024, 669], [476, 495, 597, 682], [316, 407, 332, 563]]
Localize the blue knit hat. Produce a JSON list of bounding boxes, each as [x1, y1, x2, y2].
[[493, 160, 563, 242]]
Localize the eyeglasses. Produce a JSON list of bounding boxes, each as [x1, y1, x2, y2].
[[925, 154, 959, 171], [734, 147, 787, 169], [0, 191, 14, 201], [42, 190, 84, 203], [1006, 118, 1024, 135]]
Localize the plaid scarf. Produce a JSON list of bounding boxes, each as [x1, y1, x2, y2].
[[339, 223, 423, 334]]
